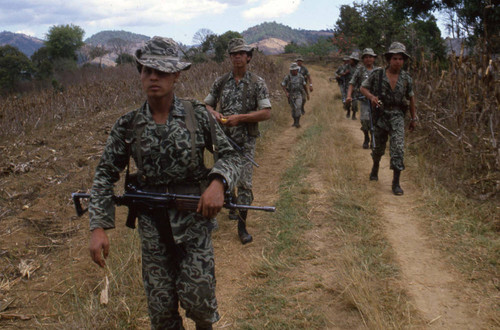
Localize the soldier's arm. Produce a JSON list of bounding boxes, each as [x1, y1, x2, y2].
[[224, 77, 271, 126], [204, 80, 223, 121]]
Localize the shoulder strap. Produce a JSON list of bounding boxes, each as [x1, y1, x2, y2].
[[216, 72, 232, 110], [241, 72, 259, 114], [125, 108, 146, 185], [181, 100, 197, 170], [377, 69, 383, 98]]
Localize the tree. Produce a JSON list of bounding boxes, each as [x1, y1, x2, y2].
[[108, 38, 131, 64], [115, 53, 135, 65], [31, 46, 53, 79], [192, 28, 215, 45], [45, 24, 85, 61], [0, 45, 34, 92], [213, 31, 243, 63], [88, 45, 109, 68]]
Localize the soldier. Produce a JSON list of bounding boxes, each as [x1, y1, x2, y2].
[[335, 56, 350, 102], [360, 42, 417, 195], [281, 62, 308, 128], [88, 36, 242, 329], [204, 38, 272, 244], [342, 52, 361, 119], [295, 56, 312, 114], [346, 48, 380, 149]]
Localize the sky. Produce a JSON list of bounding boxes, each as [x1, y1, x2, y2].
[[0, 0, 363, 44]]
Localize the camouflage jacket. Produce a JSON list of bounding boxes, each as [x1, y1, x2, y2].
[[204, 71, 271, 145], [298, 65, 310, 81], [89, 96, 242, 243], [349, 65, 380, 97], [281, 73, 306, 97], [361, 68, 414, 113]]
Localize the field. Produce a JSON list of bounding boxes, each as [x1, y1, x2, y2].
[[0, 53, 498, 329]]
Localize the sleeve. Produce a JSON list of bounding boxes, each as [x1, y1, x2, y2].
[[88, 114, 131, 230], [281, 75, 288, 87], [204, 78, 221, 108], [361, 68, 377, 92], [349, 67, 359, 86], [196, 104, 242, 190], [256, 77, 272, 109]]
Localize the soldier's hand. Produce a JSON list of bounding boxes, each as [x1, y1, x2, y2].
[[222, 115, 240, 127], [370, 96, 379, 109], [309, 86, 313, 93], [345, 96, 352, 105], [197, 179, 225, 218], [89, 228, 109, 268], [409, 120, 417, 132]]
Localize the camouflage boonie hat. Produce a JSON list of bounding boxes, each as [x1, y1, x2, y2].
[[135, 36, 191, 73], [228, 38, 253, 53], [384, 42, 411, 59], [295, 56, 304, 62], [349, 52, 360, 61], [289, 62, 300, 71], [361, 48, 377, 58]]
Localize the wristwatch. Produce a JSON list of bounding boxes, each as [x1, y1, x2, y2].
[[212, 175, 228, 191]]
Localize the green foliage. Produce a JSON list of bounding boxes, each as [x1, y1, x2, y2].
[[84, 30, 150, 45], [285, 38, 335, 58], [196, 31, 243, 63], [0, 45, 34, 92], [45, 24, 85, 61], [31, 46, 53, 79], [333, 0, 445, 59]]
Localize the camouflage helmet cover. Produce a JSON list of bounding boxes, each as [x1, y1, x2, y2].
[[295, 56, 304, 62], [384, 42, 411, 60], [349, 52, 360, 61], [228, 38, 254, 53], [289, 62, 300, 71], [135, 36, 191, 73], [361, 48, 377, 58]]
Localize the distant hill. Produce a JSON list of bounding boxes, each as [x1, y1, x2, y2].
[[0, 31, 44, 57], [242, 22, 332, 46], [250, 38, 288, 55], [84, 30, 150, 46]]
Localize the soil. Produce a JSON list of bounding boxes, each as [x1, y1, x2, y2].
[[0, 65, 491, 329]]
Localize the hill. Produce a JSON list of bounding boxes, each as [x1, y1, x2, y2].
[[242, 21, 332, 46], [0, 31, 44, 57], [84, 30, 150, 46], [250, 38, 288, 55]]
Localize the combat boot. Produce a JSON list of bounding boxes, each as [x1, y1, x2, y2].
[[369, 161, 379, 181], [351, 112, 357, 120], [363, 131, 369, 149], [292, 117, 297, 127], [346, 108, 351, 118], [392, 170, 404, 195], [237, 211, 253, 244], [196, 324, 213, 330], [296, 116, 301, 128]]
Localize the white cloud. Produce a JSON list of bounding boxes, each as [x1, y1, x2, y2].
[[242, 0, 300, 20]]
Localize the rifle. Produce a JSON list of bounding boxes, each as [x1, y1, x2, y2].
[[368, 100, 378, 149], [72, 184, 275, 229]]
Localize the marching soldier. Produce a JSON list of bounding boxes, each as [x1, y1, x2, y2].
[[282, 62, 308, 128], [295, 56, 312, 114], [204, 38, 272, 244], [346, 48, 380, 149], [361, 42, 417, 195], [335, 56, 350, 103], [88, 37, 242, 329]]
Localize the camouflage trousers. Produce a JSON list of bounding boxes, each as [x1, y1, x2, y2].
[[235, 136, 256, 206], [371, 111, 405, 171], [290, 95, 303, 119], [138, 209, 219, 329]]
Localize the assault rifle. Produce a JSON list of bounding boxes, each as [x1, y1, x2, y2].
[[225, 135, 259, 168], [72, 184, 275, 229]]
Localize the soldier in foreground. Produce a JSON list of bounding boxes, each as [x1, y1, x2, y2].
[[88, 36, 242, 329], [204, 38, 272, 244], [295, 56, 312, 114], [361, 42, 417, 195], [281, 62, 308, 128], [346, 48, 380, 149]]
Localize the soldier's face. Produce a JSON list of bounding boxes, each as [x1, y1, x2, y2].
[[230, 51, 250, 68], [140, 66, 179, 98], [363, 55, 375, 66], [389, 54, 404, 71], [296, 60, 303, 66], [291, 69, 298, 75]]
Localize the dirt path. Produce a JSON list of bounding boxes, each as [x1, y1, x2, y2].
[[342, 100, 485, 328]]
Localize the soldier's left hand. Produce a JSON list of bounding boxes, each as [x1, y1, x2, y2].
[[309, 86, 313, 93], [197, 179, 225, 218], [222, 115, 240, 127], [409, 120, 417, 132]]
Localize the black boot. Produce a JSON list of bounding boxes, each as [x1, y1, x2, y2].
[[351, 112, 357, 120], [296, 116, 301, 128], [392, 170, 404, 195], [363, 131, 369, 149], [346, 108, 351, 118], [237, 211, 253, 244], [370, 161, 379, 181], [196, 324, 213, 330], [292, 117, 297, 127]]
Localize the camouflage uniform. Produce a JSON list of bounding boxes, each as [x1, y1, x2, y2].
[[204, 71, 271, 207], [297, 63, 310, 114], [335, 59, 350, 101], [89, 36, 242, 329], [361, 67, 414, 171], [282, 66, 306, 121], [350, 65, 379, 131]]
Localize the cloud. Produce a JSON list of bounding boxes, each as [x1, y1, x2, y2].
[[0, 0, 229, 28], [242, 0, 301, 20]]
